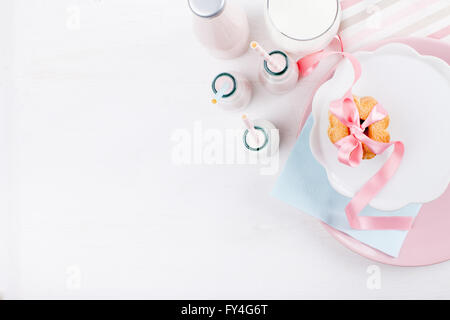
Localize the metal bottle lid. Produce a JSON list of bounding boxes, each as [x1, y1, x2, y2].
[[188, 0, 226, 18]]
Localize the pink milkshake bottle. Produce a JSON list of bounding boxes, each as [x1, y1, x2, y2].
[[251, 41, 299, 95], [188, 0, 250, 59], [242, 115, 279, 159], [211, 72, 252, 111]]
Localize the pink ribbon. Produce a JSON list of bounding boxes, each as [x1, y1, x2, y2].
[[298, 41, 414, 231]]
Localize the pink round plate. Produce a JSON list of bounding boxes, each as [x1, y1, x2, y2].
[[305, 37, 450, 267]]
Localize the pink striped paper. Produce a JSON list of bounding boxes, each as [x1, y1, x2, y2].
[[339, 0, 450, 51]]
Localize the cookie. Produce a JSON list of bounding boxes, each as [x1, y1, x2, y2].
[[328, 95, 390, 160]]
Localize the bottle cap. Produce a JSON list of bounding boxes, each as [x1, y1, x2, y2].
[[188, 0, 225, 18]]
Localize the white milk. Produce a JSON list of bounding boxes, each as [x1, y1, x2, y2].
[[265, 0, 341, 54]]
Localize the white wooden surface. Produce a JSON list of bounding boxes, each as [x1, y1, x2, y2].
[[1, 0, 449, 299]]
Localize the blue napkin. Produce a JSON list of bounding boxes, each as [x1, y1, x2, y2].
[[272, 116, 422, 257]]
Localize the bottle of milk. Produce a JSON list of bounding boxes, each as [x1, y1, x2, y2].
[[242, 119, 279, 159], [188, 0, 250, 59], [258, 50, 299, 95], [211, 72, 252, 111]]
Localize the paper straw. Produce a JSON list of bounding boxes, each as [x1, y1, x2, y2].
[[242, 114, 260, 146], [211, 83, 230, 104], [250, 41, 283, 72]]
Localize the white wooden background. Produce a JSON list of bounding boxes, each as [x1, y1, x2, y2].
[[0, 0, 449, 299]]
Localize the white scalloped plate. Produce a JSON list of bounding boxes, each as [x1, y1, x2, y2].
[[310, 43, 450, 211]]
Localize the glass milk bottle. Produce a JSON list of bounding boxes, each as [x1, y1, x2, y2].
[[258, 50, 299, 95], [188, 0, 250, 59], [242, 117, 279, 159], [211, 72, 252, 111]]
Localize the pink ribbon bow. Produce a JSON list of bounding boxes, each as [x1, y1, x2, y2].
[[330, 93, 392, 168], [298, 43, 414, 231]]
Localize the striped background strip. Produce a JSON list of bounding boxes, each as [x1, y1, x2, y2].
[[341, 0, 364, 10], [428, 25, 450, 38], [339, 0, 450, 51]]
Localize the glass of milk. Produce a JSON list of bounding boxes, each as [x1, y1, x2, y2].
[[258, 50, 299, 95], [211, 72, 252, 111], [265, 0, 342, 54]]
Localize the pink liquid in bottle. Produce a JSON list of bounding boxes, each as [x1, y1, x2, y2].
[[189, 0, 250, 59], [243, 119, 279, 159], [259, 50, 299, 95], [212, 72, 252, 111]]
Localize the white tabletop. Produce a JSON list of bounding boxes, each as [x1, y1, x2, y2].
[[1, 0, 450, 299]]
